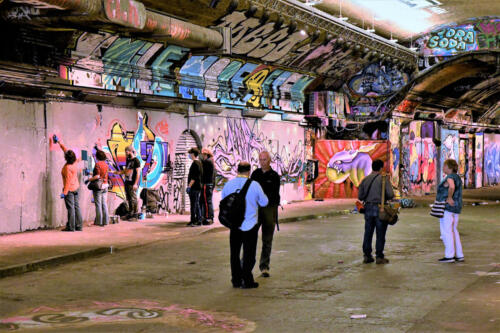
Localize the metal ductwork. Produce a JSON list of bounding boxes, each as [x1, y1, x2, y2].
[[10, 0, 224, 49], [143, 11, 223, 49]]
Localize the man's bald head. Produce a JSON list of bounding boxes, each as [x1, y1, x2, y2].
[[259, 151, 271, 171]]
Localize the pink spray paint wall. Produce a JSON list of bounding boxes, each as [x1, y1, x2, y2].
[[0, 99, 310, 234], [45, 102, 187, 229], [0, 100, 48, 233], [190, 114, 306, 206]]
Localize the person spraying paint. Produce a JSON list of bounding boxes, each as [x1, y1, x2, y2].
[[53, 135, 83, 232]]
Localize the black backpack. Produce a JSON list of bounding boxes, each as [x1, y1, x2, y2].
[[218, 179, 252, 229]]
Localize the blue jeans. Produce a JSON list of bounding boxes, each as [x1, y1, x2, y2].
[[189, 189, 202, 223], [93, 189, 109, 226], [64, 190, 83, 230], [362, 203, 388, 258], [200, 184, 214, 221]]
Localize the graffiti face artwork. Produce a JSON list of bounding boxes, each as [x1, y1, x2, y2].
[[209, 118, 304, 186], [348, 63, 410, 97], [326, 145, 377, 187], [99, 113, 171, 201], [314, 140, 388, 198], [346, 62, 410, 116], [0, 300, 255, 331]]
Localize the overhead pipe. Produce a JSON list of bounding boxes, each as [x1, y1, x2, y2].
[[13, 0, 223, 49], [144, 11, 223, 49]]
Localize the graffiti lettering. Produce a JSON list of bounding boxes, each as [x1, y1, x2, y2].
[[99, 113, 171, 201], [63, 34, 314, 112]]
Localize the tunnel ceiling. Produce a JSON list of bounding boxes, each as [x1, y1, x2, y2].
[[306, 0, 500, 42], [0, 0, 418, 90], [393, 51, 500, 125]]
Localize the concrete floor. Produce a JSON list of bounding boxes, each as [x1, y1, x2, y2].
[[0, 205, 499, 332]]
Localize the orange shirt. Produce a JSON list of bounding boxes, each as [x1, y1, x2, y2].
[[61, 163, 79, 195], [94, 161, 108, 184]]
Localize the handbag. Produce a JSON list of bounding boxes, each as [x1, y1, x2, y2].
[[356, 174, 380, 214], [430, 201, 446, 218], [378, 174, 399, 225], [87, 178, 103, 191]]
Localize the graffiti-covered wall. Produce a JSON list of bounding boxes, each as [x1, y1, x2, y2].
[[417, 18, 500, 70], [388, 119, 401, 192], [401, 121, 437, 195], [0, 98, 309, 234], [190, 114, 306, 204], [439, 128, 460, 182], [344, 62, 410, 117], [475, 133, 484, 188], [60, 33, 315, 113], [484, 134, 500, 186], [314, 140, 389, 198]]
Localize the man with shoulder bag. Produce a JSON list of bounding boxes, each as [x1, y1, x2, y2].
[[357, 159, 394, 264], [220, 162, 268, 289]]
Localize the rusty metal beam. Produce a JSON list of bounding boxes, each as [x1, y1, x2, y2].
[[11, 0, 223, 49]]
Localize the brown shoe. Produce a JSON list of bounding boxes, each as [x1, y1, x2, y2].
[[376, 257, 389, 264]]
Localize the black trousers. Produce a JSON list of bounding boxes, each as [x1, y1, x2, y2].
[[258, 205, 278, 271], [200, 184, 214, 220], [229, 224, 259, 286]]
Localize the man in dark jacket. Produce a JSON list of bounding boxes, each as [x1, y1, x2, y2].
[[358, 159, 394, 264], [187, 147, 203, 227], [200, 148, 215, 225], [251, 151, 281, 277]]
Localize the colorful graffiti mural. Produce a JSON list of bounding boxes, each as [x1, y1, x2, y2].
[[459, 136, 475, 188], [440, 128, 459, 182], [475, 133, 484, 188], [60, 33, 315, 113], [344, 62, 410, 116], [389, 119, 401, 191], [405, 121, 437, 195], [308, 91, 348, 118], [209, 118, 304, 186], [97, 113, 172, 204], [417, 18, 500, 61], [213, 10, 369, 85], [484, 134, 500, 186], [314, 140, 388, 198]]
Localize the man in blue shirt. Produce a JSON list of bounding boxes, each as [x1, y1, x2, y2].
[[222, 161, 268, 289]]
